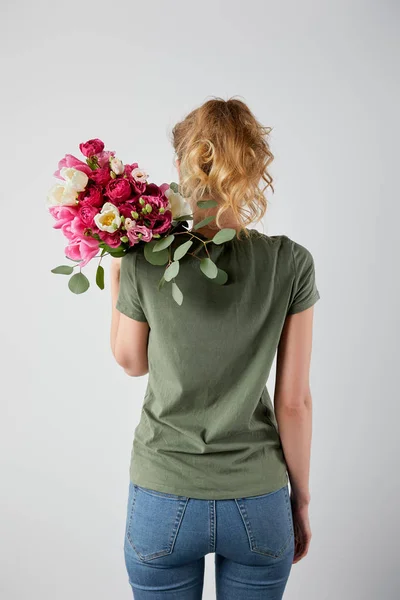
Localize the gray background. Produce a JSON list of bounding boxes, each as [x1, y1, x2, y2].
[[1, 0, 399, 598]]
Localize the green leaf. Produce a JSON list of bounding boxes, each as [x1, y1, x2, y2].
[[153, 234, 175, 252], [171, 282, 183, 305], [157, 275, 166, 290], [164, 260, 179, 282], [197, 199, 218, 209], [212, 228, 237, 244], [51, 265, 74, 275], [173, 240, 193, 261], [193, 215, 216, 230], [68, 272, 90, 294], [211, 268, 228, 285], [96, 265, 105, 290], [200, 257, 218, 279], [108, 247, 126, 258], [170, 182, 179, 193], [144, 241, 169, 265]]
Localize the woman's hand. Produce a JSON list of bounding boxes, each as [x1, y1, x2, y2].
[[291, 496, 312, 563]]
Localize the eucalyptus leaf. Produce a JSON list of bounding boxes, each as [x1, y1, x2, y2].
[[164, 260, 179, 282], [157, 275, 166, 290], [173, 240, 193, 261], [212, 228, 237, 244], [96, 265, 105, 290], [108, 247, 126, 258], [68, 272, 90, 294], [170, 182, 179, 193], [144, 241, 169, 265], [153, 234, 175, 252], [171, 282, 183, 305], [211, 268, 228, 285], [197, 199, 218, 209], [51, 265, 74, 275], [200, 257, 218, 279], [193, 215, 215, 230]]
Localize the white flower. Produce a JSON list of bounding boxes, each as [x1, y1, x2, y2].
[[60, 167, 89, 192], [46, 182, 80, 206], [94, 202, 121, 233], [131, 167, 149, 183], [165, 188, 191, 218], [110, 157, 124, 175], [124, 217, 136, 231]]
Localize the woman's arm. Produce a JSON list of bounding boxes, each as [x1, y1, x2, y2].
[[274, 305, 315, 562], [110, 258, 149, 377]]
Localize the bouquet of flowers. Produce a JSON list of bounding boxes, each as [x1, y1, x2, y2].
[[47, 138, 236, 305]]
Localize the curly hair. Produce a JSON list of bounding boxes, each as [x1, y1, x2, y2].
[[170, 96, 274, 240]]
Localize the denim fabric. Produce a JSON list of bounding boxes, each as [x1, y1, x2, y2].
[[124, 482, 295, 599]]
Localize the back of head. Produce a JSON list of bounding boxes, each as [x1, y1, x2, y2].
[[171, 96, 274, 238]]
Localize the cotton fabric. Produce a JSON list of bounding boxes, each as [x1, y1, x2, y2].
[[116, 229, 320, 499]]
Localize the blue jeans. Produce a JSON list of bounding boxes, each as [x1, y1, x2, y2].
[[124, 482, 295, 599]]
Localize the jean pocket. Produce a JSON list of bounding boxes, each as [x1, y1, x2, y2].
[[126, 483, 189, 562], [235, 485, 294, 558]]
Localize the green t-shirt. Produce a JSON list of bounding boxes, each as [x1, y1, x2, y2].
[[116, 229, 320, 499]]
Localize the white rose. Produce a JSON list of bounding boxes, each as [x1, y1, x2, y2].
[[60, 167, 89, 192], [94, 202, 121, 233], [165, 188, 191, 219], [46, 182, 79, 206], [110, 157, 124, 175]]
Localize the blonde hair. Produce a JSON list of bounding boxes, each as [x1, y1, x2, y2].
[[170, 96, 274, 240]]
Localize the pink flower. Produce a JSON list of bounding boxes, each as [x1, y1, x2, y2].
[[65, 236, 99, 267], [48, 205, 78, 229], [54, 154, 92, 180], [88, 166, 112, 187], [79, 184, 103, 207], [125, 163, 147, 195], [117, 201, 139, 219], [127, 224, 153, 245], [79, 139, 105, 157], [78, 204, 98, 228], [151, 210, 173, 235], [95, 150, 115, 168], [159, 183, 170, 194], [98, 231, 121, 248], [106, 178, 132, 203]]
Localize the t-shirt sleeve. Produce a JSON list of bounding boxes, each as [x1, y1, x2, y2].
[[287, 240, 321, 315], [116, 251, 148, 322]]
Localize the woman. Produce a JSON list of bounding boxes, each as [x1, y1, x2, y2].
[[110, 97, 320, 599]]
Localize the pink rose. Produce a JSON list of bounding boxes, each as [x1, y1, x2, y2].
[[65, 236, 99, 267], [98, 231, 121, 248], [88, 166, 112, 187], [106, 178, 132, 203], [79, 184, 103, 207], [79, 139, 105, 157], [117, 201, 139, 219], [79, 204, 98, 228], [53, 154, 92, 180], [127, 224, 153, 245]]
